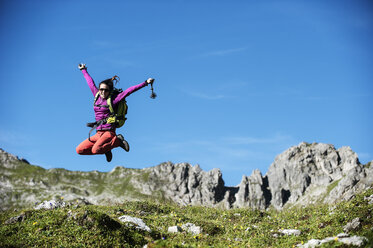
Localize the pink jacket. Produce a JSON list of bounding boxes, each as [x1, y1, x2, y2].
[[81, 69, 148, 130]]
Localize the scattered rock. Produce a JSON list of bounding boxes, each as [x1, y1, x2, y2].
[[318, 223, 326, 228], [118, 215, 151, 232], [272, 233, 280, 238], [168, 226, 183, 233], [280, 229, 301, 236], [5, 213, 26, 224], [181, 223, 202, 235], [343, 217, 361, 233], [364, 194, 373, 204], [34, 200, 66, 210], [298, 233, 368, 247], [337, 233, 349, 238], [73, 198, 92, 206], [67, 210, 78, 220], [299, 239, 322, 247], [72, 210, 92, 226], [245, 225, 259, 232], [340, 236, 368, 246], [167, 223, 202, 235]]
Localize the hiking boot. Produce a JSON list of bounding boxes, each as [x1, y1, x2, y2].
[[105, 150, 113, 162], [117, 134, 130, 152]]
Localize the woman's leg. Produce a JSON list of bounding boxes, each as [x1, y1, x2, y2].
[[76, 132, 103, 155], [91, 131, 120, 154]]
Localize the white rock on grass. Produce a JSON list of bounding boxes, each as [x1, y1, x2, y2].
[[302, 239, 321, 247], [337, 233, 349, 238], [34, 200, 66, 210], [245, 225, 259, 232], [343, 218, 361, 233], [339, 236, 368, 246], [298, 234, 368, 248], [168, 223, 202, 234], [168, 226, 183, 233], [118, 215, 151, 232], [182, 223, 202, 235], [280, 229, 301, 236], [297, 238, 335, 248]]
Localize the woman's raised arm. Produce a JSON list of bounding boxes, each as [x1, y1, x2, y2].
[[113, 81, 148, 105], [78, 63, 98, 96]]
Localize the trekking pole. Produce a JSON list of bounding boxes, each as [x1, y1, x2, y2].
[[150, 81, 157, 99]]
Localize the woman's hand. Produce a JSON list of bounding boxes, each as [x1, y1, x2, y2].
[[146, 78, 154, 85], [78, 63, 86, 70]]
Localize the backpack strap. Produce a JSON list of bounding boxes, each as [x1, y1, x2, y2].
[[86, 119, 107, 141], [93, 92, 114, 113], [94, 92, 100, 105], [107, 95, 115, 115]]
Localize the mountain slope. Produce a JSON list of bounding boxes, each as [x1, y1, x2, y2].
[[0, 142, 372, 210]]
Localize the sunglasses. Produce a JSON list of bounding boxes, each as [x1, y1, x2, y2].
[[99, 88, 110, 92]]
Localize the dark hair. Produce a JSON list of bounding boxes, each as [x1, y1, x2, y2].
[[99, 75, 120, 92]]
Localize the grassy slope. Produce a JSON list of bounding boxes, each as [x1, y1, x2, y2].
[[1, 161, 160, 209], [1, 189, 372, 248]]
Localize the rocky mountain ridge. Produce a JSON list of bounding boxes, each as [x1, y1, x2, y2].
[[1, 142, 372, 210]]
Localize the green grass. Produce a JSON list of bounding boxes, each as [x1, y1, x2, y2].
[[1, 189, 372, 248], [326, 179, 341, 195]]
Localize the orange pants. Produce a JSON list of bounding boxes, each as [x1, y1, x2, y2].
[[76, 130, 120, 155]]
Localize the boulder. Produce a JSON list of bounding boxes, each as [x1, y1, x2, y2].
[[34, 200, 66, 210], [118, 215, 151, 232]]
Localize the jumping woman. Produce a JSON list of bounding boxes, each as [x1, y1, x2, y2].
[[76, 63, 154, 162]]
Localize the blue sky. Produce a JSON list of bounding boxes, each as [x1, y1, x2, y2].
[[0, 0, 372, 186]]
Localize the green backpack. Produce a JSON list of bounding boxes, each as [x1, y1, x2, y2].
[[93, 89, 128, 128]]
